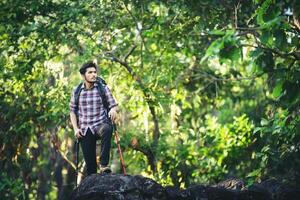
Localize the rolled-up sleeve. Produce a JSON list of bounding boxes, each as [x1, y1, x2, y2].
[[69, 89, 77, 113], [104, 85, 118, 110]]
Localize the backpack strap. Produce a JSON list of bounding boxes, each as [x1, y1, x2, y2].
[[96, 77, 109, 112], [74, 82, 84, 116]]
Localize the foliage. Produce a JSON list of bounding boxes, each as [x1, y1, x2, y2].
[[0, 0, 299, 199], [249, 111, 300, 185], [0, 173, 25, 200]]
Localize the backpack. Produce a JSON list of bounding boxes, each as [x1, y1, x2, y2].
[[74, 77, 109, 115]]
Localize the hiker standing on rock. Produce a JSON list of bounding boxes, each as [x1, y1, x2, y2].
[[69, 61, 119, 175]]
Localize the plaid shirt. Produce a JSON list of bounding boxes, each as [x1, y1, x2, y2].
[[69, 82, 117, 135]]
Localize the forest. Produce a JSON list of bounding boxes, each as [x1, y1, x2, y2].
[[0, 0, 299, 199]]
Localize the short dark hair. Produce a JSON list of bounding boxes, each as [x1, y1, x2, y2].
[[79, 61, 97, 75]]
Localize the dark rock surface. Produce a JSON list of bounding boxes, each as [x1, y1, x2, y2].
[[70, 174, 300, 200], [70, 174, 167, 200]]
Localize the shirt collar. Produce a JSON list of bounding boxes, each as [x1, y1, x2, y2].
[[81, 82, 98, 90]]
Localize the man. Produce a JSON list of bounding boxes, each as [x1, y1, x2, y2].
[[69, 61, 118, 175]]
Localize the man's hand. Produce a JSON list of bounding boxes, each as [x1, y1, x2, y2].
[[75, 128, 83, 139], [108, 106, 119, 123]]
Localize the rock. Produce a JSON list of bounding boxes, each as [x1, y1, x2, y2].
[[70, 175, 299, 200], [248, 178, 300, 200], [70, 174, 167, 200], [215, 178, 245, 190]]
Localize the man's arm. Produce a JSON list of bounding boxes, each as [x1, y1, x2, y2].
[[104, 85, 119, 123], [70, 111, 78, 129], [69, 89, 83, 138], [70, 111, 83, 138]]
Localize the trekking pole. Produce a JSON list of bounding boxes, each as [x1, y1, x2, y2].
[[113, 123, 126, 176], [75, 139, 79, 187]]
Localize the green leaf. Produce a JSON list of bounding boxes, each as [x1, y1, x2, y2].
[[260, 30, 273, 47], [221, 45, 240, 62], [249, 48, 263, 58], [261, 118, 269, 126], [262, 16, 283, 29], [253, 127, 261, 134], [246, 169, 261, 178], [274, 29, 287, 50], [200, 38, 224, 63], [208, 29, 226, 36], [256, 0, 273, 25], [254, 52, 275, 72], [256, 0, 281, 27], [263, 5, 280, 22], [272, 80, 284, 98]]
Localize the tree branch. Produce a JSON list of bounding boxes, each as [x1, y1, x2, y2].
[[130, 143, 156, 172], [241, 44, 300, 60], [103, 4, 161, 171], [234, 1, 241, 29], [50, 131, 84, 176], [123, 44, 137, 61], [105, 53, 160, 156], [192, 69, 264, 82]]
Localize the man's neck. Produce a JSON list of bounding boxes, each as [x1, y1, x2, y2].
[[84, 81, 94, 90]]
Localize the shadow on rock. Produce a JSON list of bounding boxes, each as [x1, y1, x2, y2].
[[70, 174, 300, 200]]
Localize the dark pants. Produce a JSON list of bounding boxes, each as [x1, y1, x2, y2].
[[80, 123, 113, 175]]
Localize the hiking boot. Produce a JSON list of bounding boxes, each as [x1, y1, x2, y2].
[[99, 165, 112, 174]]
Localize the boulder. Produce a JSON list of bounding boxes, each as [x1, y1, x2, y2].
[[70, 174, 299, 200]]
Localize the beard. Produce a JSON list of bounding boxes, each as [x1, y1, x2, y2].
[[85, 76, 97, 83], [87, 79, 96, 83]]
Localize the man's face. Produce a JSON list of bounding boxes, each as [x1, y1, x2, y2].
[[83, 67, 97, 83]]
